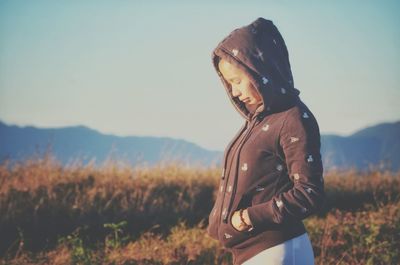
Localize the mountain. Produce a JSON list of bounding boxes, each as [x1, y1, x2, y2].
[[0, 121, 222, 167], [0, 120, 399, 171], [321, 121, 400, 171]]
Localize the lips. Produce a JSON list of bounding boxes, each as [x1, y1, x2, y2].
[[241, 98, 250, 103]]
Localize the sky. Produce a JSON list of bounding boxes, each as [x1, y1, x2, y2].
[[1, 0, 399, 151]]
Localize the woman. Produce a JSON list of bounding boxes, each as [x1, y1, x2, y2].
[[206, 17, 325, 265]]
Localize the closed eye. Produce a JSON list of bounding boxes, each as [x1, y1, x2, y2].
[[228, 77, 241, 84], [229, 78, 241, 84]]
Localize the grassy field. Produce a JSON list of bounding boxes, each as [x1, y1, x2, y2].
[[0, 154, 399, 265]]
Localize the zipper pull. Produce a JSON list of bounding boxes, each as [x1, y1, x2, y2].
[[221, 168, 225, 179]]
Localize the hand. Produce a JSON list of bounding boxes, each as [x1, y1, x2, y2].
[[230, 208, 253, 231]]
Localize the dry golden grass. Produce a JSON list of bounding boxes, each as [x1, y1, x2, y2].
[[0, 153, 399, 264]]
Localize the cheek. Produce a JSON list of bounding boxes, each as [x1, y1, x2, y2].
[[241, 82, 252, 95], [247, 85, 259, 98], [254, 90, 262, 100]]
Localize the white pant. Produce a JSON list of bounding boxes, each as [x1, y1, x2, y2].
[[242, 232, 315, 265]]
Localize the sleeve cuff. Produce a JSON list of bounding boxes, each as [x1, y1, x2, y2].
[[246, 200, 275, 229]]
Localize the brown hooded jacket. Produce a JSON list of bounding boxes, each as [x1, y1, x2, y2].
[[206, 17, 325, 265]]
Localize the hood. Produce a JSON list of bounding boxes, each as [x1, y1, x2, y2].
[[212, 17, 301, 121]]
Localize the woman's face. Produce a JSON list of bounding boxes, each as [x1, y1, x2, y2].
[[218, 59, 262, 105]]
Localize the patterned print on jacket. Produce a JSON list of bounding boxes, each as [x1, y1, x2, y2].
[[206, 17, 325, 265]]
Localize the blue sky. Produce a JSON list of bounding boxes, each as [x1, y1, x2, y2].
[[1, 0, 399, 151]]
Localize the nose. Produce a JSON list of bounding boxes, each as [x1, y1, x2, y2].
[[231, 86, 241, 97]]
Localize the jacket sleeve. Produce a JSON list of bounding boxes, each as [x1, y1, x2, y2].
[[246, 109, 325, 229]]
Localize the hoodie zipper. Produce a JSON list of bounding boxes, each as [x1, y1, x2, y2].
[[222, 113, 262, 224], [218, 120, 249, 226], [221, 122, 248, 180]]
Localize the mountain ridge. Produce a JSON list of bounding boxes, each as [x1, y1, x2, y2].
[[1, 120, 399, 171]]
